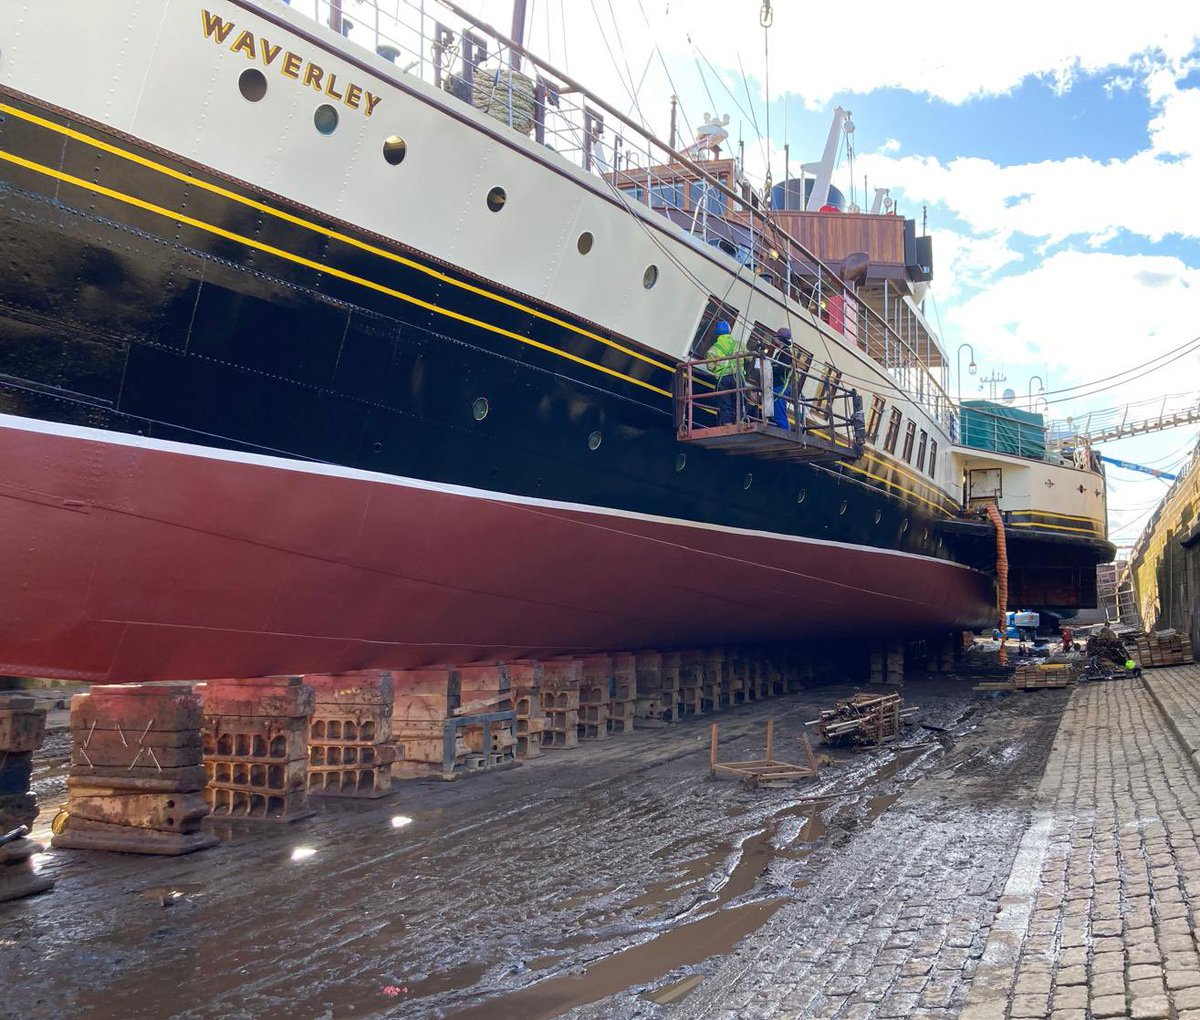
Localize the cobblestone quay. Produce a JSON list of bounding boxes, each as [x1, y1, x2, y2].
[[964, 666, 1200, 1020]]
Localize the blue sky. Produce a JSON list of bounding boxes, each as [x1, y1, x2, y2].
[[390, 1, 1200, 548]]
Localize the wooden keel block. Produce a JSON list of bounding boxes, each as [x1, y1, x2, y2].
[[303, 670, 395, 705], [64, 791, 210, 833], [65, 764, 209, 791], [71, 687, 203, 733], [52, 817, 219, 856], [198, 677, 314, 719], [0, 700, 47, 752]]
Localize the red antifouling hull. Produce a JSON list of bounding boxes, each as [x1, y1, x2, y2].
[[0, 417, 996, 682]]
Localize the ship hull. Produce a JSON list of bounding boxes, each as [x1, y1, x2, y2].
[[0, 415, 996, 682]]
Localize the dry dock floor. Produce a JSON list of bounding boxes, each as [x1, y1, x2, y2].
[[5, 666, 1200, 1019]]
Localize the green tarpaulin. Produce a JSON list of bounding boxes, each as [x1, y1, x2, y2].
[[960, 400, 1046, 459]]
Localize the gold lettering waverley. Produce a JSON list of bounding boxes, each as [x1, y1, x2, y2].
[[201, 9, 382, 117]]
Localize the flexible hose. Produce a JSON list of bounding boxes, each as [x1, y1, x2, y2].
[[984, 504, 1009, 666]]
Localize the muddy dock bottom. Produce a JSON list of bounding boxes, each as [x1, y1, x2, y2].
[[4, 673, 1079, 1019]]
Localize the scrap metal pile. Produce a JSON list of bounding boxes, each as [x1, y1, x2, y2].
[[808, 692, 915, 747]]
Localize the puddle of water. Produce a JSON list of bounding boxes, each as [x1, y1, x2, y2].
[[559, 884, 618, 910], [860, 745, 928, 786], [865, 793, 900, 820], [405, 961, 490, 999], [625, 851, 726, 910], [447, 897, 787, 1019], [641, 973, 706, 1005], [138, 883, 204, 903]]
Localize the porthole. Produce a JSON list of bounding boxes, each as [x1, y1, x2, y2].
[[797, 489, 807, 504], [238, 68, 268, 102], [577, 231, 594, 255], [472, 397, 489, 421], [372, 441, 383, 453], [838, 501, 848, 516], [587, 431, 602, 451], [314, 103, 339, 135], [642, 264, 659, 289], [874, 510, 882, 524], [382, 135, 407, 165], [486, 187, 507, 212], [675, 453, 687, 472], [743, 473, 753, 490]]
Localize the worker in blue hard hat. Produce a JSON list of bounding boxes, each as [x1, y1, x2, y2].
[[708, 319, 744, 425]]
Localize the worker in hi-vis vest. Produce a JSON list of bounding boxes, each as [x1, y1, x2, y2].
[[709, 320, 744, 425], [770, 327, 794, 430]]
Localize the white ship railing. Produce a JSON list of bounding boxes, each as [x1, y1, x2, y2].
[[276, 0, 953, 429]]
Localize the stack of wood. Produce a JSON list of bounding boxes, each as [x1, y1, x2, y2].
[[458, 665, 516, 766], [1012, 662, 1080, 689], [678, 650, 705, 716], [541, 660, 580, 749], [1129, 630, 1195, 668], [54, 684, 218, 853], [201, 677, 314, 823], [660, 652, 682, 720], [577, 658, 610, 740], [305, 671, 395, 798], [703, 649, 726, 711], [608, 654, 637, 734], [725, 649, 748, 705], [391, 668, 467, 776], [508, 661, 546, 759], [634, 651, 671, 725], [809, 692, 915, 747], [0, 695, 53, 901]]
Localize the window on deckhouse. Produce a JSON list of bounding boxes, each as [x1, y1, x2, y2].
[[916, 430, 928, 472], [814, 366, 843, 419], [928, 440, 938, 476], [883, 409, 903, 453], [866, 396, 886, 443], [902, 421, 917, 463]]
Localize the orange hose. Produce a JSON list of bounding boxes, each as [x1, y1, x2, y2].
[[984, 504, 1009, 666]]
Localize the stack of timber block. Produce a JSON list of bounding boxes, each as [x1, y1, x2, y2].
[[726, 648, 748, 705], [1012, 662, 1079, 689], [633, 652, 681, 724], [1130, 630, 1194, 668], [0, 695, 53, 900], [458, 665, 515, 767], [305, 671, 395, 798], [508, 661, 546, 759], [608, 654, 637, 734], [869, 642, 905, 685], [702, 649, 726, 711], [577, 658, 610, 741], [391, 668, 466, 777], [678, 650, 705, 717], [765, 651, 787, 697], [541, 660, 580, 749], [660, 652, 682, 719], [54, 684, 217, 854], [748, 653, 769, 701], [201, 677, 314, 823]]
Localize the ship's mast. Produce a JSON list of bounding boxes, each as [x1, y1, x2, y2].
[[509, 0, 528, 71]]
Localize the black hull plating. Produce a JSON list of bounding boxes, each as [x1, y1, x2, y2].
[[0, 89, 1108, 600]]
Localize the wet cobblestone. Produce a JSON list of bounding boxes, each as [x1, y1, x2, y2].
[[963, 666, 1200, 1020]]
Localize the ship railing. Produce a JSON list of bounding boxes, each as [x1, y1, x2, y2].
[[283, 0, 952, 429], [675, 351, 866, 464]]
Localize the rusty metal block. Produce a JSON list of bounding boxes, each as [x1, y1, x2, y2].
[[51, 816, 218, 856], [64, 790, 210, 833]]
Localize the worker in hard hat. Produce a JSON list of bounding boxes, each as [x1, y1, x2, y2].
[[769, 327, 794, 430], [709, 319, 744, 425]]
